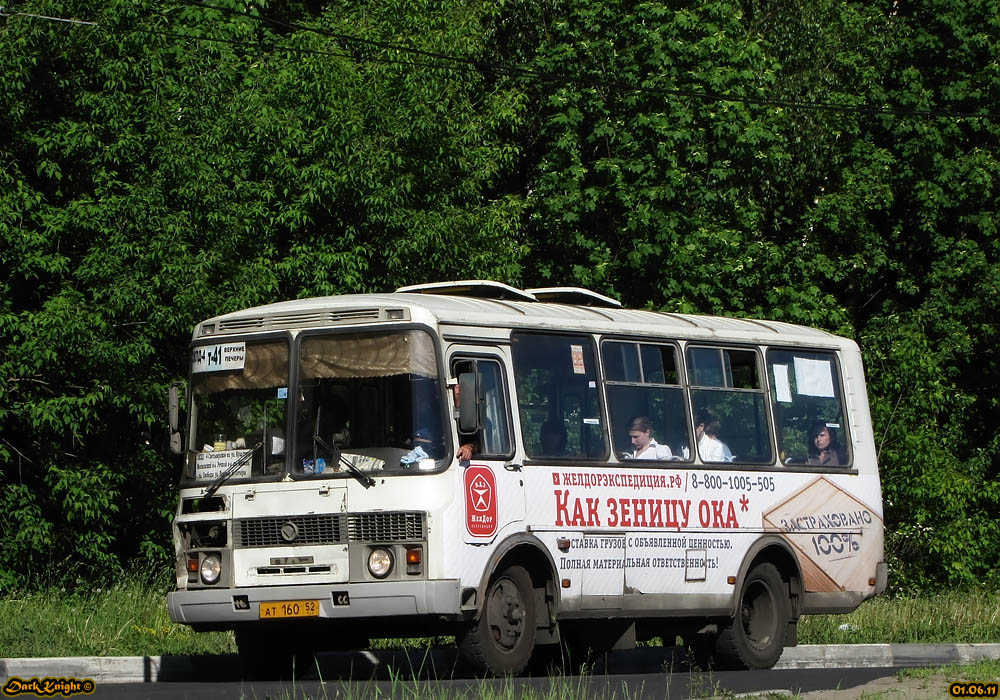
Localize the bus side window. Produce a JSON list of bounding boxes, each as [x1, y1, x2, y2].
[[687, 346, 773, 464], [452, 358, 513, 458], [603, 340, 690, 462], [512, 333, 607, 460], [767, 350, 850, 467]]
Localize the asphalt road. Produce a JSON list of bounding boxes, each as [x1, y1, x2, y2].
[[80, 667, 906, 700], [6, 645, 1000, 700]]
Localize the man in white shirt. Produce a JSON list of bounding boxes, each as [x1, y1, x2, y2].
[[626, 416, 674, 460], [696, 409, 734, 463]]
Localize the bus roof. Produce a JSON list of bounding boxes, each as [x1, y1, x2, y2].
[[195, 281, 845, 346]]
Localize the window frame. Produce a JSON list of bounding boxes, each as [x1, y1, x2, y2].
[[185, 332, 292, 485], [600, 337, 692, 465], [511, 331, 610, 463], [291, 323, 451, 477], [765, 346, 853, 469], [684, 343, 776, 466], [450, 353, 516, 461]]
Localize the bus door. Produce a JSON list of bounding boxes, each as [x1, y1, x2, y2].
[[450, 353, 524, 544]]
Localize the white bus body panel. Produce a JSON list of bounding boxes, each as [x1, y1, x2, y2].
[[174, 288, 885, 636]]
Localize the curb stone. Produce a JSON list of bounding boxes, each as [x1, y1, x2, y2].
[[2, 644, 999, 683], [774, 643, 1000, 669]]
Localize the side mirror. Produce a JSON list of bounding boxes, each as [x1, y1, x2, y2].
[[168, 384, 180, 431], [168, 382, 185, 455], [457, 372, 482, 434]]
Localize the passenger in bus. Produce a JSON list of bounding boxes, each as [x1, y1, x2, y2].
[[625, 416, 674, 460], [695, 409, 734, 463], [538, 419, 569, 456], [807, 422, 845, 466], [410, 423, 445, 459]]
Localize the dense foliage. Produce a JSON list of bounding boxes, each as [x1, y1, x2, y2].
[[1, 0, 997, 594]]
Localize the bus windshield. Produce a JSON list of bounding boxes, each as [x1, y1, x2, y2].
[[293, 329, 447, 477], [185, 339, 290, 483]]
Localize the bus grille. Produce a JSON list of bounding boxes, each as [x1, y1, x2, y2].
[[348, 512, 424, 542], [236, 514, 346, 547], [235, 512, 425, 547]]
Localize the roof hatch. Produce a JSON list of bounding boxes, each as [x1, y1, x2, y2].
[[525, 287, 623, 308], [395, 280, 538, 303]]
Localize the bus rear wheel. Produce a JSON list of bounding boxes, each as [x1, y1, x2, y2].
[[458, 564, 536, 676], [715, 562, 789, 669]]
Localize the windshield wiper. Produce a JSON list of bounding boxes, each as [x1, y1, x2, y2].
[[314, 407, 375, 489], [204, 441, 262, 499]]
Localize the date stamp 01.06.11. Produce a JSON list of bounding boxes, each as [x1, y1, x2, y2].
[[949, 682, 999, 698]]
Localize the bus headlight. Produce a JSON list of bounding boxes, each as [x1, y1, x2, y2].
[[200, 554, 222, 584], [367, 548, 394, 579]]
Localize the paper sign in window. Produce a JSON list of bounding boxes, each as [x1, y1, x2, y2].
[[773, 364, 793, 403], [794, 357, 835, 397], [570, 345, 586, 374]]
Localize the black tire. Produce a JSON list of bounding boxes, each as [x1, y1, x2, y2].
[[714, 562, 789, 669], [458, 564, 536, 676]]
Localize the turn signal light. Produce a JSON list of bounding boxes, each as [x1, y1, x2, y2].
[[187, 557, 199, 573], [727, 576, 737, 585], [406, 546, 423, 575]]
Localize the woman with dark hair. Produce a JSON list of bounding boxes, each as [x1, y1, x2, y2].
[[625, 416, 674, 460], [807, 422, 845, 466], [695, 408, 734, 463]]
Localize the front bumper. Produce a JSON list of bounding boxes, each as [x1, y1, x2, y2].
[[168, 579, 461, 626]]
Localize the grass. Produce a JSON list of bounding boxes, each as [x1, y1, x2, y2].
[[188, 661, 998, 700], [0, 578, 235, 658], [1, 580, 997, 659], [798, 589, 1000, 645], [224, 674, 654, 700], [898, 658, 1000, 682]]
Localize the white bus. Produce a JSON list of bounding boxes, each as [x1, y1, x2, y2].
[[167, 280, 886, 676]]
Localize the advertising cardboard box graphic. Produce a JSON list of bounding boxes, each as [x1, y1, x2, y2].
[[763, 476, 883, 592]]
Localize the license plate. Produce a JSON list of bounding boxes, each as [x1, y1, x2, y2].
[[259, 599, 320, 619]]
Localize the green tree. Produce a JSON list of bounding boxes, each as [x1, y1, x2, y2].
[[0, 0, 996, 594], [0, 0, 526, 590], [497, 0, 999, 589]]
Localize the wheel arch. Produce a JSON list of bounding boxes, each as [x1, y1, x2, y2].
[[472, 533, 560, 629], [732, 535, 804, 619]]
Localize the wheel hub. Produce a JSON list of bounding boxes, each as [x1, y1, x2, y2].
[[487, 579, 525, 650]]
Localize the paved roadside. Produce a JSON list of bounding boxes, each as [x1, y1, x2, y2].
[[2, 644, 999, 683], [776, 643, 1000, 669]]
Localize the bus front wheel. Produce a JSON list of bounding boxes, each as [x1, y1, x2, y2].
[[458, 564, 536, 675], [714, 562, 789, 669]]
